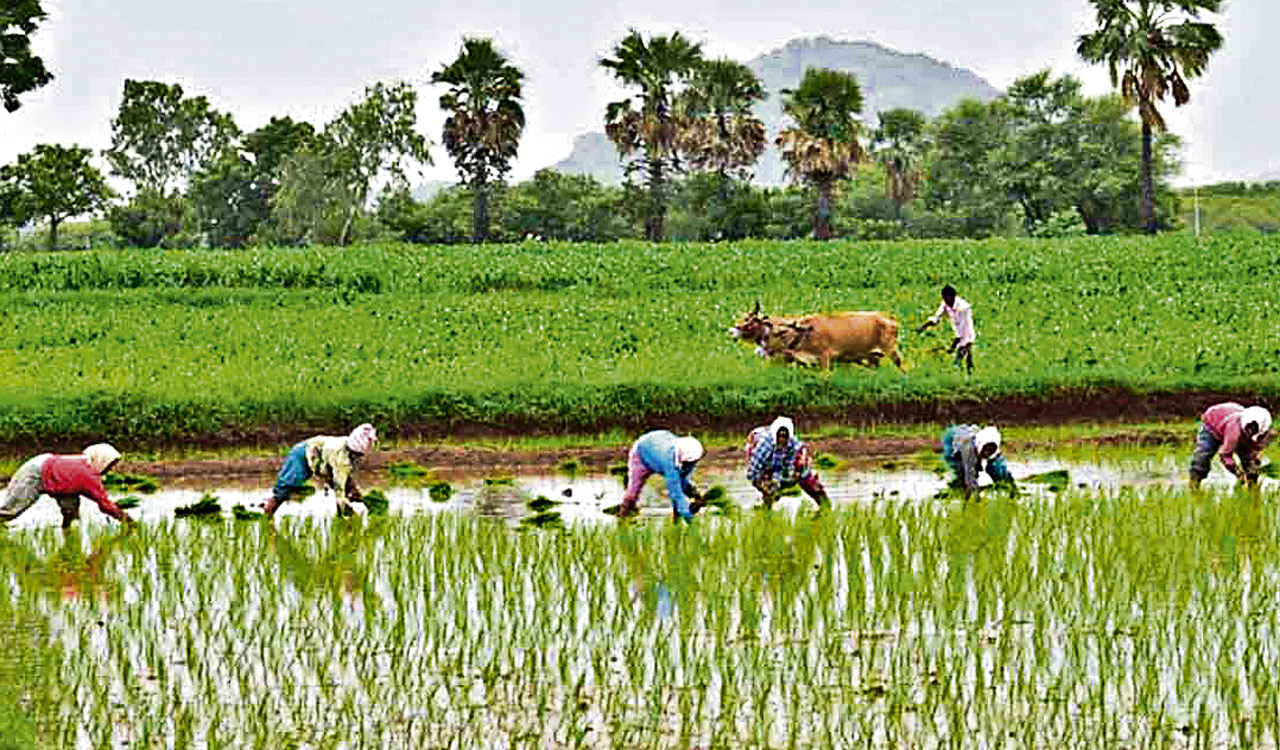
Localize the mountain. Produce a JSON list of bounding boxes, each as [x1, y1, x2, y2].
[[551, 36, 1002, 186]]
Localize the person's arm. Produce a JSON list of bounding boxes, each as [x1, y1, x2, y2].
[[986, 455, 1015, 485], [662, 464, 693, 522], [82, 475, 131, 524], [917, 302, 946, 333], [330, 447, 359, 500], [1219, 422, 1242, 476], [959, 442, 982, 492]]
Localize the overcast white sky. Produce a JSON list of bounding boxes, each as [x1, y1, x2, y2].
[[4, 0, 1274, 186]]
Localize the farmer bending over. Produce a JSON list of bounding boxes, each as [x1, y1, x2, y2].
[[617, 430, 704, 523], [0, 443, 133, 529], [917, 284, 976, 373], [1189, 403, 1272, 491], [265, 423, 377, 517], [942, 424, 1014, 498], [745, 416, 831, 513]]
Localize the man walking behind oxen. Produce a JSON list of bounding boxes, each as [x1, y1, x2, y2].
[[918, 284, 976, 373]]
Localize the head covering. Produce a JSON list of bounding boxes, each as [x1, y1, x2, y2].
[[83, 443, 121, 473], [674, 436, 703, 464], [346, 423, 377, 454], [770, 416, 796, 443], [1241, 406, 1273, 437], [974, 426, 1001, 456]]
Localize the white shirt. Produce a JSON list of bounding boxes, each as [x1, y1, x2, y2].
[[930, 296, 976, 346]]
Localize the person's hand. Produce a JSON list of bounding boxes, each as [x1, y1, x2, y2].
[[915, 324, 927, 334]]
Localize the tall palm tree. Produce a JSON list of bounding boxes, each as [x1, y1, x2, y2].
[[871, 108, 927, 220], [776, 68, 864, 240], [1077, 0, 1223, 233], [433, 37, 525, 242], [677, 59, 766, 239], [601, 30, 703, 242]]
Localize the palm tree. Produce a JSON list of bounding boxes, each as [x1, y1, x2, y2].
[[1077, 0, 1223, 233], [432, 38, 525, 242], [601, 30, 703, 242], [676, 59, 767, 239], [776, 68, 864, 240], [871, 108, 927, 220]]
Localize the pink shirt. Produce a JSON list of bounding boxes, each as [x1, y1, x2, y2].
[[1202, 402, 1271, 472], [930, 297, 975, 346]]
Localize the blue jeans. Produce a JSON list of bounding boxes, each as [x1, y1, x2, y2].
[[272, 442, 312, 501]]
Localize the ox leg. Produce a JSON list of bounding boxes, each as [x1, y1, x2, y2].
[[889, 347, 904, 372]]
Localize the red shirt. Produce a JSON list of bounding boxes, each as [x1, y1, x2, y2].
[[40, 455, 126, 521], [1202, 402, 1272, 473]]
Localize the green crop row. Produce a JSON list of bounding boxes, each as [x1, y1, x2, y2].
[[3, 487, 1279, 747], [0, 235, 1277, 445], [0, 235, 1277, 295]]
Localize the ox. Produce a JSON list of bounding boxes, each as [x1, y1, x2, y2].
[[729, 303, 904, 371]]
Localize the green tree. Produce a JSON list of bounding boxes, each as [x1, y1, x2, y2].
[[189, 117, 316, 247], [104, 79, 240, 195], [275, 81, 430, 246], [0, 144, 113, 249], [432, 37, 525, 242], [601, 30, 704, 241], [0, 0, 53, 112], [1077, 0, 1224, 233], [871, 108, 927, 219], [922, 98, 1012, 237], [108, 189, 191, 248], [776, 68, 865, 240], [1074, 93, 1181, 233], [676, 58, 767, 239], [993, 71, 1090, 233]]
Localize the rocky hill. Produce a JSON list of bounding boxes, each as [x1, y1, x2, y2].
[[551, 36, 1002, 185]]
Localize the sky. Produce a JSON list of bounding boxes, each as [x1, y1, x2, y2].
[[4, 0, 1276, 187]]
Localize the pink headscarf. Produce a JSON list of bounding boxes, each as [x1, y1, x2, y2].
[[346, 423, 377, 454]]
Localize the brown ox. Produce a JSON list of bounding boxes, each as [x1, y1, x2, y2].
[[729, 303, 904, 371]]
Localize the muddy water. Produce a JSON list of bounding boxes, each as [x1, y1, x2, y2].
[[5, 450, 1270, 529]]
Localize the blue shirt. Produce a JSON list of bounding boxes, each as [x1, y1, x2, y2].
[[634, 430, 699, 521]]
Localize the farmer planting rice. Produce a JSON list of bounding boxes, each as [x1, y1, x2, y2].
[[264, 423, 377, 517], [941, 424, 1015, 498], [0, 443, 134, 529], [1189, 403, 1272, 491], [917, 284, 976, 373], [616, 430, 704, 523], [745, 416, 831, 513]]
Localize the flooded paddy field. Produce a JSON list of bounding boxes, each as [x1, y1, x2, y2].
[[3, 445, 1280, 748]]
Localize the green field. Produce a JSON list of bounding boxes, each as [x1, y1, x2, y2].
[[0, 235, 1277, 446], [2, 489, 1277, 747]]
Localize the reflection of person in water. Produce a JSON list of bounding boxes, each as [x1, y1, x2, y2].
[[267, 521, 383, 618], [0, 525, 133, 603]]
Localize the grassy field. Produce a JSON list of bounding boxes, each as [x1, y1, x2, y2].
[[0, 235, 1277, 447], [1, 488, 1276, 748]]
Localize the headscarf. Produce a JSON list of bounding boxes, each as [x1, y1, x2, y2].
[[770, 416, 795, 443], [346, 423, 377, 454], [769, 416, 798, 474], [83, 443, 121, 473], [974, 426, 1001, 457], [674, 436, 703, 465], [1241, 406, 1273, 438]]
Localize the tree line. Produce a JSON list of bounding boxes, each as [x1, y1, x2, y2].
[[0, 0, 1223, 248]]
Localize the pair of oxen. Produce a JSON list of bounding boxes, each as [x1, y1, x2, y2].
[[728, 303, 904, 371]]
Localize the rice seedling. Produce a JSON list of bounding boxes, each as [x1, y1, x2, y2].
[[361, 489, 390, 517], [173, 493, 221, 517], [528, 495, 559, 513], [387, 461, 434, 481], [115, 495, 143, 510], [231, 504, 263, 521], [103, 472, 160, 493], [428, 481, 453, 503]]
